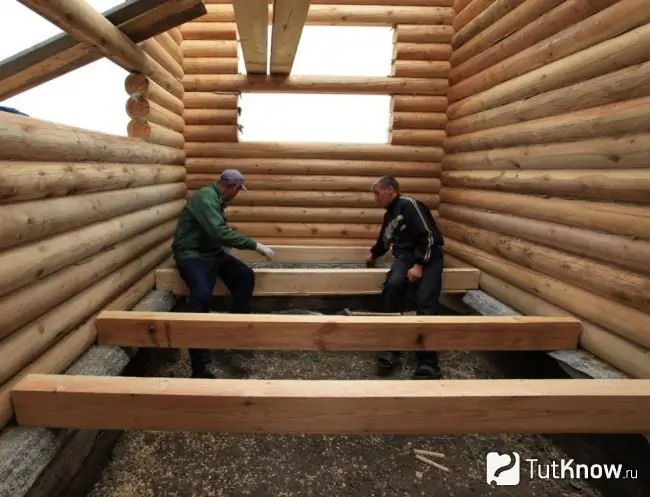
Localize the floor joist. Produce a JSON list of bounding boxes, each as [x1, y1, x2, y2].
[[12, 374, 650, 434], [155, 267, 480, 296], [270, 0, 311, 74], [233, 0, 268, 74], [95, 311, 581, 351]]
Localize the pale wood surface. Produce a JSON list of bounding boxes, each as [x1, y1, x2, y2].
[[270, 0, 311, 74], [233, 0, 268, 74]]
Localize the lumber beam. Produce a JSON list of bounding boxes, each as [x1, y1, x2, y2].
[[222, 245, 390, 263], [95, 311, 581, 351], [155, 267, 480, 296], [12, 374, 650, 434], [1, 0, 206, 100], [233, 0, 268, 74], [270, 0, 311, 74]]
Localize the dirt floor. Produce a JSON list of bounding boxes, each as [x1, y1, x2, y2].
[[86, 345, 606, 497]]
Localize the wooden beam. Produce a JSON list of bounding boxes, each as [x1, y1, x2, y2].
[[1, 0, 206, 100], [155, 267, 480, 296], [223, 245, 390, 263], [12, 374, 650, 434], [95, 310, 581, 351], [233, 0, 268, 74], [270, 0, 311, 74]]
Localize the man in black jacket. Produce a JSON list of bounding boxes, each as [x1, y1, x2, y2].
[[366, 175, 444, 380]]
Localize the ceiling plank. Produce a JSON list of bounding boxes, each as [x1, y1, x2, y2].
[[233, 0, 269, 74], [270, 0, 311, 74]]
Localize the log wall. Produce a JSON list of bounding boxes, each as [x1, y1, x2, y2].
[[442, 0, 650, 378], [181, 0, 448, 245]]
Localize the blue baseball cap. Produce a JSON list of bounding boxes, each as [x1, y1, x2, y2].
[[220, 168, 247, 191]]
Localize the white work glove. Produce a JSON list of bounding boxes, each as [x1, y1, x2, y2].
[[255, 242, 274, 261]]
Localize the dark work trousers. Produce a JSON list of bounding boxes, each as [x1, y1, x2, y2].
[[175, 253, 255, 372], [380, 249, 444, 368]]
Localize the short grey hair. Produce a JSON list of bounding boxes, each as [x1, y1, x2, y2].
[[371, 175, 400, 191]]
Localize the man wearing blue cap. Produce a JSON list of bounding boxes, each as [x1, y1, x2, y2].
[[172, 169, 275, 378]]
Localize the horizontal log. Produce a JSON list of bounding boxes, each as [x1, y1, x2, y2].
[[156, 267, 479, 296], [185, 157, 440, 176], [391, 129, 445, 146], [182, 40, 238, 58], [452, 0, 491, 32], [392, 95, 448, 112], [128, 120, 185, 149], [205, 0, 454, 5], [183, 108, 238, 125], [0, 182, 184, 250], [447, 60, 650, 136], [126, 96, 185, 132], [184, 141, 443, 162], [441, 218, 650, 312], [442, 188, 650, 240], [223, 206, 384, 223], [183, 57, 238, 74], [186, 174, 440, 192], [138, 37, 183, 80], [97, 310, 580, 351], [179, 22, 238, 40], [184, 124, 239, 141], [124, 73, 184, 116], [183, 91, 238, 109], [448, 20, 650, 119], [442, 133, 650, 170], [442, 169, 650, 203], [1, 113, 184, 164], [452, 0, 527, 50], [392, 112, 447, 129], [394, 24, 454, 43], [184, 74, 448, 95], [444, 239, 650, 351], [0, 162, 185, 205], [230, 222, 379, 239], [13, 374, 650, 434], [197, 5, 454, 25], [393, 60, 450, 78], [395, 43, 452, 61], [453, 0, 473, 12], [0, 200, 184, 299], [439, 203, 650, 276], [449, 0, 650, 103], [156, 32, 182, 65]]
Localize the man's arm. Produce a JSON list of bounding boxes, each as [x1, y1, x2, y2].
[[403, 198, 440, 266], [369, 212, 390, 259]]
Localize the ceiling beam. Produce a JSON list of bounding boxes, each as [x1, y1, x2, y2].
[[232, 0, 269, 74], [270, 0, 311, 74]]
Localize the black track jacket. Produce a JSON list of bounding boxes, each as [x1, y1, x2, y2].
[[370, 194, 443, 266]]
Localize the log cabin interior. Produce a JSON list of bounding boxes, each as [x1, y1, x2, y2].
[[1, 0, 650, 496]]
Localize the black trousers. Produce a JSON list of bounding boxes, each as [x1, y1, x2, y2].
[[381, 249, 444, 368], [175, 253, 255, 371]]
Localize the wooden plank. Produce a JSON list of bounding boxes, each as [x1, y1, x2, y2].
[[12, 374, 650, 434], [155, 267, 480, 296], [224, 245, 390, 263], [0, 0, 206, 100], [95, 310, 581, 351], [270, 0, 311, 74], [233, 0, 268, 74]]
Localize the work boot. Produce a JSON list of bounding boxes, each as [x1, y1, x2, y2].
[[412, 364, 442, 380], [376, 351, 401, 377]]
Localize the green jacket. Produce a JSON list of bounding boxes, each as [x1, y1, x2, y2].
[[172, 185, 257, 260]]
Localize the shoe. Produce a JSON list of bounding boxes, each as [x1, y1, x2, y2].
[[412, 364, 442, 380], [377, 351, 400, 377], [191, 368, 218, 379]]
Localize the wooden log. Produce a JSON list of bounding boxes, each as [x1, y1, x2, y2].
[[124, 73, 184, 117], [0, 182, 184, 250], [156, 32, 183, 65], [183, 108, 239, 125], [449, 0, 650, 104], [138, 37, 184, 80], [453, 0, 473, 12], [442, 169, 650, 203], [224, 206, 385, 223], [229, 222, 379, 239], [126, 96, 184, 133], [452, 0, 492, 32], [185, 158, 441, 176], [395, 24, 454, 43], [184, 124, 239, 142], [169, 27, 183, 44], [0, 200, 184, 299], [442, 133, 650, 171], [17, 0, 184, 98], [183, 74, 448, 95], [449, 0, 617, 85], [97, 310, 580, 351], [391, 129, 445, 146], [206, 0, 454, 5], [252, 237, 377, 246], [392, 112, 446, 129], [270, 0, 311, 74], [184, 141, 443, 162], [392, 95, 448, 112], [441, 218, 650, 313], [156, 267, 479, 296], [0, 221, 176, 342], [439, 203, 650, 276], [395, 43, 452, 61], [183, 92, 238, 109], [393, 60, 450, 78], [221, 245, 388, 263], [1, 113, 184, 164], [13, 374, 650, 434], [449, 0, 564, 73], [452, 0, 527, 49], [128, 120, 186, 149], [233, 0, 268, 73], [0, 162, 185, 206], [183, 57, 239, 74], [447, 60, 650, 136], [448, 17, 650, 119], [442, 188, 650, 240], [182, 40, 238, 58], [186, 174, 441, 192], [444, 239, 650, 349], [179, 22, 238, 40]]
